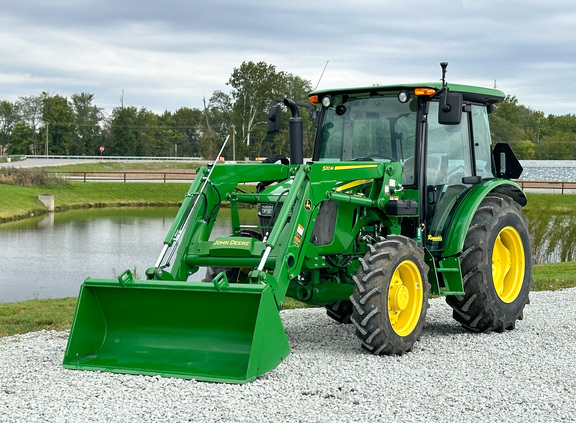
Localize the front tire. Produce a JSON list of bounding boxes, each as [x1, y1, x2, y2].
[[350, 235, 430, 355], [446, 193, 532, 332], [202, 266, 240, 283]]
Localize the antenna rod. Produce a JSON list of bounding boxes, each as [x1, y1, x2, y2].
[[315, 60, 329, 90]]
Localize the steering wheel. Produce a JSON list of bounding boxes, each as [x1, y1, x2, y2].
[[446, 165, 465, 177], [352, 154, 394, 162], [367, 154, 394, 161]]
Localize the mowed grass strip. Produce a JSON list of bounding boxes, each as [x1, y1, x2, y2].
[[39, 161, 204, 173], [0, 182, 189, 222], [0, 298, 78, 337]]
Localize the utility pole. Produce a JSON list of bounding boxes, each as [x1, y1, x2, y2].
[[232, 124, 236, 161], [45, 123, 49, 156]]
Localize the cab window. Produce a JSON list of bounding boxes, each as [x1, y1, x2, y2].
[[316, 94, 417, 169], [471, 105, 495, 179]]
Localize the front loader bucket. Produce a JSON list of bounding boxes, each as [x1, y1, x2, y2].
[[63, 278, 290, 384]]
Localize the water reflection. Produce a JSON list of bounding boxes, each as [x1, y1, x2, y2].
[[0, 207, 257, 303], [529, 213, 576, 264]]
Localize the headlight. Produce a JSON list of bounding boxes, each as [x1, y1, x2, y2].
[[398, 90, 410, 103], [321, 96, 332, 108]]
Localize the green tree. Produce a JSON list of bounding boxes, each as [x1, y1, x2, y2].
[[109, 106, 139, 156], [512, 140, 536, 159], [166, 107, 204, 157], [0, 100, 16, 154], [491, 95, 522, 124], [135, 108, 161, 156], [490, 95, 548, 159], [228, 61, 277, 149], [226, 61, 313, 159], [108, 106, 161, 156], [16, 95, 43, 155], [41, 93, 74, 155], [10, 121, 34, 155], [536, 133, 575, 159], [0, 100, 17, 154], [547, 114, 576, 135], [489, 114, 527, 143], [204, 91, 233, 159], [533, 114, 576, 159], [71, 93, 103, 155]]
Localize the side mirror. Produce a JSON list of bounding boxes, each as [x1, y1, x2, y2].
[[438, 91, 463, 125], [267, 104, 282, 133]]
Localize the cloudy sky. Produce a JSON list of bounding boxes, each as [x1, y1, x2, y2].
[[1, 0, 575, 117]]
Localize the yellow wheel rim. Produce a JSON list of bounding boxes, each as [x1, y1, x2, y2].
[[388, 260, 423, 336], [492, 226, 525, 303]]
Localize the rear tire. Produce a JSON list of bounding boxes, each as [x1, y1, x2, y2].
[[446, 194, 532, 332], [325, 300, 353, 324], [350, 235, 430, 355]]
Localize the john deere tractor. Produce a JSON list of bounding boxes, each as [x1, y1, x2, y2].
[[64, 63, 531, 383]]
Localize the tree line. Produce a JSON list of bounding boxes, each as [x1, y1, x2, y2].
[[490, 95, 576, 160], [0, 61, 314, 161], [1, 61, 575, 160]]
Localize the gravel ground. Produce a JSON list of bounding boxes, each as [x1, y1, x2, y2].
[[1, 289, 575, 423]]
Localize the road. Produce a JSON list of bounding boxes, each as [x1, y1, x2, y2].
[[0, 157, 203, 169]]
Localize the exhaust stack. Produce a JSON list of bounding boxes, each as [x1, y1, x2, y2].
[[283, 98, 304, 165]]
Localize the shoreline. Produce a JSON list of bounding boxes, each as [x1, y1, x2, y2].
[[0, 200, 184, 225], [0, 182, 190, 225]]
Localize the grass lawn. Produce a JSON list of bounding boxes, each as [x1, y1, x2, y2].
[[0, 298, 78, 337], [532, 261, 576, 291], [524, 192, 576, 215]]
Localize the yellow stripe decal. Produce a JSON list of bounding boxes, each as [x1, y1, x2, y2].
[[333, 164, 378, 171], [336, 179, 372, 192]]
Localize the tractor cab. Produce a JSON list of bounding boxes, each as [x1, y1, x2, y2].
[[309, 81, 508, 256]]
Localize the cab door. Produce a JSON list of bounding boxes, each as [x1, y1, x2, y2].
[[424, 101, 478, 252]]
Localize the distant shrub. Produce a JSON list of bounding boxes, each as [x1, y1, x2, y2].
[[0, 168, 69, 188]]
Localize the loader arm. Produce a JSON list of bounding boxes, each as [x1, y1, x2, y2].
[[242, 160, 405, 307]]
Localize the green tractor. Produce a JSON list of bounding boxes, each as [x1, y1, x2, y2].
[[63, 63, 531, 383]]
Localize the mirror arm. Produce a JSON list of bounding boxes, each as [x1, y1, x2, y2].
[[439, 62, 451, 112]]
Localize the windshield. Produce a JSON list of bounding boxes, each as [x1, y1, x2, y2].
[[315, 93, 417, 166]]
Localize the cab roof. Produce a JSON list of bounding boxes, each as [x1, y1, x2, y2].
[[311, 82, 505, 105]]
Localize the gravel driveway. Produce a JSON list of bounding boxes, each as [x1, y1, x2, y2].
[[1, 288, 575, 423]]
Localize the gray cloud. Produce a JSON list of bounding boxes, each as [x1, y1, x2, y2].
[[1, 0, 575, 115]]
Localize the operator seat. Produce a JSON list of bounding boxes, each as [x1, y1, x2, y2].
[[401, 155, 448, 186]]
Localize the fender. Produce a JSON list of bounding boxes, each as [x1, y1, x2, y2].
[[442, 179, 527, 258]]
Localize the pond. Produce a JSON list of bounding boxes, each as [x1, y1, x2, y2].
[[0, 205, 569, 303], [0, 207, 258, 304]]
